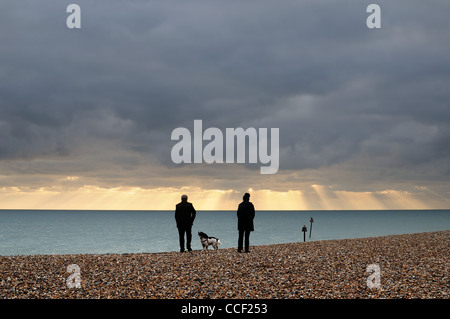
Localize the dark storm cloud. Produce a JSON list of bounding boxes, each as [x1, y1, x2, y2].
[[1, 0, 449, 191]]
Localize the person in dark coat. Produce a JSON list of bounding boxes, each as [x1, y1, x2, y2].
[[237, 192, 255, 253], [175, 195, 196, 252]]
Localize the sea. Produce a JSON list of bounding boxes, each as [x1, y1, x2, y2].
[[0, 210, 448, 256]]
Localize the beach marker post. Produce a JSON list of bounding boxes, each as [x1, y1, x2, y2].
[[301, 225, 307, 242], [309, 217, 314, 238]]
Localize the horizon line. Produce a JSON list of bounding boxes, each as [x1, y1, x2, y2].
[[0, 208, 448, 212]]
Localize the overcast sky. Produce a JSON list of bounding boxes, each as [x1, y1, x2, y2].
[[0, 0, 449, 210]]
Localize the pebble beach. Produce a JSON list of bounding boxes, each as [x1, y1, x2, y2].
[[0, 231, 448, 299]]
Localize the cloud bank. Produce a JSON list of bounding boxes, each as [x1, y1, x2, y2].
[[1, 0, 449, 209]]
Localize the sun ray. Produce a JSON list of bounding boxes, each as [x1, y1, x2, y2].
[[0, 184, 446, 210]]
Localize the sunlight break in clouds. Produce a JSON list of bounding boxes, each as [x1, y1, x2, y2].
[[0, 1, 449, 210], [0, 185, 446, 211]]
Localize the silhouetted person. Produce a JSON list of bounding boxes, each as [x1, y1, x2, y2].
[[302, 225, 307, 242], [175, 195, 196, 252], [237, 193, 255, 253]]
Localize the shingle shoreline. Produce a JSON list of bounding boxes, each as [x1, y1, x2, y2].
[[0, 231, 448, 299]]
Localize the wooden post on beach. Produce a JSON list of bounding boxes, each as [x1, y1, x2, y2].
[[301, 225, 307, 242], [309, 217, 314, 238]]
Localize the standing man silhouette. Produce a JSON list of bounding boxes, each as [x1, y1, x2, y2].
[[175, 195, 196, 252], [237, 193, 255, 253]]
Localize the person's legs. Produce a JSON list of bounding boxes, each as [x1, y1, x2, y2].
[[238, 230, 244, 252], [244, 230, 251, 252], [186, 227, 192, 251], [178, 227, 186, 252]]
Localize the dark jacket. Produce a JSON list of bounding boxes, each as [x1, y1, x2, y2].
[[175, 201, 196, 229], [237, 201, 255, 231]]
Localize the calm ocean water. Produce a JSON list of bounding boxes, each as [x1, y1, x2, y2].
[[0, 210, 448, 256]]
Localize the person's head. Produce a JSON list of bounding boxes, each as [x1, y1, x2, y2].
[[181, 194, 188, 202], [243, 193, 250, 202]]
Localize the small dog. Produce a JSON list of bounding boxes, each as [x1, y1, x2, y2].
[[198, 231, 221, 250]]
